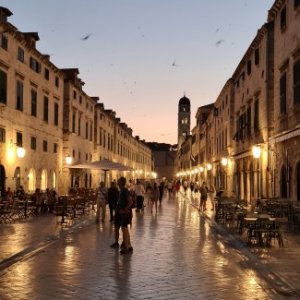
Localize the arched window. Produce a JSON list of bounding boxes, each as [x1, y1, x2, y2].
[[0, 165, 6, 194], [52, 171, 57, 189], [280, 166, 287, 198], [41, 169, 47, 190], [14, 167, 21, 190], [28, 168, 36, 192]]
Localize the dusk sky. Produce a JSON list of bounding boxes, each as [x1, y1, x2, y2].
[[2, 0, 274, 144]]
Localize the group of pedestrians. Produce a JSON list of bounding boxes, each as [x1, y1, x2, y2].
[[95, 177, 170, 255]]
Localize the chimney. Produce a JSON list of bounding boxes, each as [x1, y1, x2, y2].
[[0, 7, 12, 23]]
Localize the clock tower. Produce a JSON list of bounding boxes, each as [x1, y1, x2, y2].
[[177, 95, 191, 149]]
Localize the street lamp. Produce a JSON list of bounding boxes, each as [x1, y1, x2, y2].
[[66, 155, 73, 165], [221, 157, 228, 167], [252, 145, 261, 159], [252, 145, 262, 200], [16, 147, 26, 158]]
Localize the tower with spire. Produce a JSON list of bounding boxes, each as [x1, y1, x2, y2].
[[177, 94, 191, 149]]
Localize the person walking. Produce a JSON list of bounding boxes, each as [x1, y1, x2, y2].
[[134, 179, 145, 212], [199, 182, 209, 212], [96, 181, 108, 223], [116, 177, 133, 254], [151, 182, 159, 213], [158, 181, 164, 204], [107, 181, 119, 222]]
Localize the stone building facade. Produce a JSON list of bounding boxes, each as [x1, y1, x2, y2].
[[0, 7, 152, 195], [177, 0, 300, 203]]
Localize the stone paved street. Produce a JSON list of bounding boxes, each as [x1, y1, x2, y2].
[[0, 193, 296, 300]]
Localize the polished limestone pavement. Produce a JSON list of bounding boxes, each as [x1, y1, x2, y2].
[[0, 194, 279, 300]]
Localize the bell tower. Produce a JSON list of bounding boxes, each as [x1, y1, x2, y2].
[[177, 95, 191, 149]]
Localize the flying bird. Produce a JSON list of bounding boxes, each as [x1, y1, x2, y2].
[[172, 60, 178, 67], [81, 33, 93, 41], [215, 28, 221, 33], [215, 40, 224, 47]]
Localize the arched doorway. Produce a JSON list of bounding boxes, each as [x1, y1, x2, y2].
[[28, 168, 36, 192], [280, 165, 287, 198], [41, 169, 47, 190], [14, 167, 21, 191], [52, 171, 57, 190], [296, 163, 300, 202], [0, 165, 6, 194]]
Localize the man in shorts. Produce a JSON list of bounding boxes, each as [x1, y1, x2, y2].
[[110, 177, 133, 254]]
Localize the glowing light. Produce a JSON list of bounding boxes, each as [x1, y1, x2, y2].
[[16, 147, 26, 158], [66, 155, 73, 165], [207, 163, 212, 170], [221, 157, 228, 167], [199, 166, 204, 173], [252, 145, 261, 159]]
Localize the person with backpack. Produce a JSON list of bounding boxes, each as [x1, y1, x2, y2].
[[199, 182, 209, 212]]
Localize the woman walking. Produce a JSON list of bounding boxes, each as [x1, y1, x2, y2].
[[151, 183, 159, 213]]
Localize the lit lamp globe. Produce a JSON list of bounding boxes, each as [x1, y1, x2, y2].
[[207, 163, 212, 171], [199, 166, 204, 173], [252, 145, 261, 159], [221, 157, 228, 167], [16, 147, 26, 158], [66, 155, 73, 165]]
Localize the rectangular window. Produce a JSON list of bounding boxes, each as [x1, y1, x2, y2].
[[247, 60, 252, 75], [53, 143, 58, 153], [294, 60, 300, 104], [255, 48, 260, 65], [30, 57, 41, 73], [31, 136, 36, 150], [44, 68, 49, 80], [85, 122, 88, 139], [1, 34, 8, 50], [17, 47, 24, 62], [254, 99, 259, 132], [0, 70, 7, 104], [16, 80, 23, 111], [73, 90, 77, 99], [0, 127, 5, 143], [280, 6, 287, 30], [72, 112, 76, 133], [55, 76, 59, 87], [99, 129, 102, 146], [78, 115, 81, 136], [31, 89, 37, 117], [280, 73, 287, 113], [246, 106, 251, 137], [43, 140, 48, 152], [89, 122, 93, 141], [16, 132, 22, 147], [43, 96, 49, 122], [54, 102, 59, 126]]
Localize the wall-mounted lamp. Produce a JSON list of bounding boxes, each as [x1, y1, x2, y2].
[[207, 163, 212, 171], [16, 147, 26, 158], [199, 166, 204, 173], [66, 155, 73, 165], [221, 157, 228, 167], [252, 145, 261, 159]]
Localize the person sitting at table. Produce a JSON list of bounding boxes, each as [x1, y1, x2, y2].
[[16, 185, 26, 200], [5, 187, 14, 203]]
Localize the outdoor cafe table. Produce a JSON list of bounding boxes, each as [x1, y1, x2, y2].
[[242, 214, 283, 247]]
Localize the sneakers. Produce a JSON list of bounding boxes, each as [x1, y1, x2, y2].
[[120, 247, 133, 255], [110, 242, 119, 248]]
